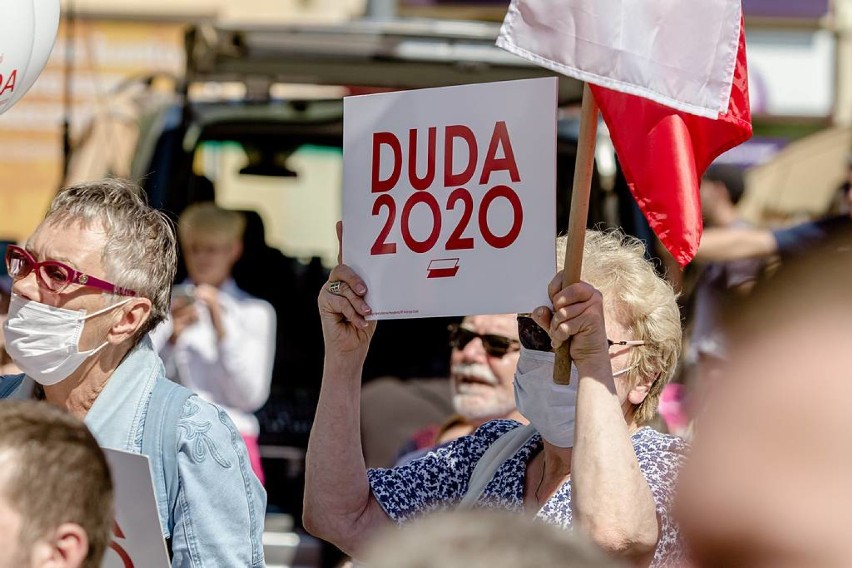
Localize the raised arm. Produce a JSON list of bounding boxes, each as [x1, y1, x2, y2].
[[694, 226, 777, 262], [534, 276, 659, 562], [302, 263, 393, 555]]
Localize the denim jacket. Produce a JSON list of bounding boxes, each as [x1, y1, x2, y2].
[[0, 337, 267, 568]]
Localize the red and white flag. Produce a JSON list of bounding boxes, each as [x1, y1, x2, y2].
[[497, 0, 753, 266]]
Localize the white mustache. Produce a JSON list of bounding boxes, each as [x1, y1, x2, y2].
[[451, 363, 499, 386]]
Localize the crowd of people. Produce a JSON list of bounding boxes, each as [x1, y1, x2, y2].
[[0, 157, 849, 568]]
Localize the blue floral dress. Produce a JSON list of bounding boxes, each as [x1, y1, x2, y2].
[[368, 419, 688, 567]]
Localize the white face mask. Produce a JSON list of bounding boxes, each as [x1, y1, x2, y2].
[[3, 294, 130, 386], [513, 347, 579, 448], [513, 347, 636, 448]]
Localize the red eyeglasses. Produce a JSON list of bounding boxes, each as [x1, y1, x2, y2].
[[4, 244, 138, 296]]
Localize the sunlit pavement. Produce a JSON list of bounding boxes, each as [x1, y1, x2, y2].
[[264, 514, 322, 568]]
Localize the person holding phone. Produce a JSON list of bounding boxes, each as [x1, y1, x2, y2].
[[150, 202, 277, 485]]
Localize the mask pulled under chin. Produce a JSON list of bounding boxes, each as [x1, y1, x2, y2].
[[2, 294, 126, 386], [513, 347, 579, 448]]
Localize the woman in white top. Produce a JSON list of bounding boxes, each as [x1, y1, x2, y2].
[[151, 202, 277, 484]]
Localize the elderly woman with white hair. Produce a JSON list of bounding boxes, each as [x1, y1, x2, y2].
[[304, 228, 688, 567]]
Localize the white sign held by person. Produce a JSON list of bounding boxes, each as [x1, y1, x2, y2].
[[342, 78, 556, 319], [102, 449, 170, 568]]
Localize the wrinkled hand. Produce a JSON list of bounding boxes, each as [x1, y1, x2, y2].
[[531, 270, 610, 367], [319, 264, 376, 359]]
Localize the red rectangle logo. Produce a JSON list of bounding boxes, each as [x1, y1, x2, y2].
[[427, 258, 460, 279]]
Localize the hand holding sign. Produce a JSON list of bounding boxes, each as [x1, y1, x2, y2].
[[319, 263, 376, 363], [0, 0, 61, 116]]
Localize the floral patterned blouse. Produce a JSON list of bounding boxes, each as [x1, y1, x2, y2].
[[368, 419, 689, 567]]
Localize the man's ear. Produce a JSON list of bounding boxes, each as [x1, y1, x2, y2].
[[110, 298, 152, 342], [32, 523, 89, 568]]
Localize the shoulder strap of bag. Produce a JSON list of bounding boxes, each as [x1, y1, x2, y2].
[[142, 378, 193, 540], [458, 423, 538, 510]]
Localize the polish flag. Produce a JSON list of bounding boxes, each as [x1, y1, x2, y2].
[[497, 0, 753, 266]]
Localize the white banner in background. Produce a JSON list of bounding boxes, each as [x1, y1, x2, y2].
[[342, 78, 556, 319]]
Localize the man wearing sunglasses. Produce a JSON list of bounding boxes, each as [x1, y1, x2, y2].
[[0, 178, 266, 567], [394, 315, 527, 466]]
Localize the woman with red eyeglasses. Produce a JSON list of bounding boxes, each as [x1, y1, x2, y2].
[[0, 179, 266, 567], [304, 227, 688, 567]]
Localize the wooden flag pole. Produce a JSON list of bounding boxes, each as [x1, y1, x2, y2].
[[553, 83, 600, 385]]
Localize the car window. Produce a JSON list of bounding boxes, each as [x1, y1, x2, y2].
[[199, 141, 343, 268]]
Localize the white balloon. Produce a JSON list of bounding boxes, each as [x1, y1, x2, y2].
[[0, 0, 61, 116]]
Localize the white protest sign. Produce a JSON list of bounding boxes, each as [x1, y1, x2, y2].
[[102, 449, 170, 568], [343, 78, 556, 319]]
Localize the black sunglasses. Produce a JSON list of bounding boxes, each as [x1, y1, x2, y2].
[[517, 314, 645, 352], [448, 323, 520, 358]]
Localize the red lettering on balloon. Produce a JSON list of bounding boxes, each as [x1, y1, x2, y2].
[[0, 70, 17, 96]]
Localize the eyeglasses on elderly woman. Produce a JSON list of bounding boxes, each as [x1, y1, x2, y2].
[[516, 314, 644, 352], [4, 244, 138, 296]]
